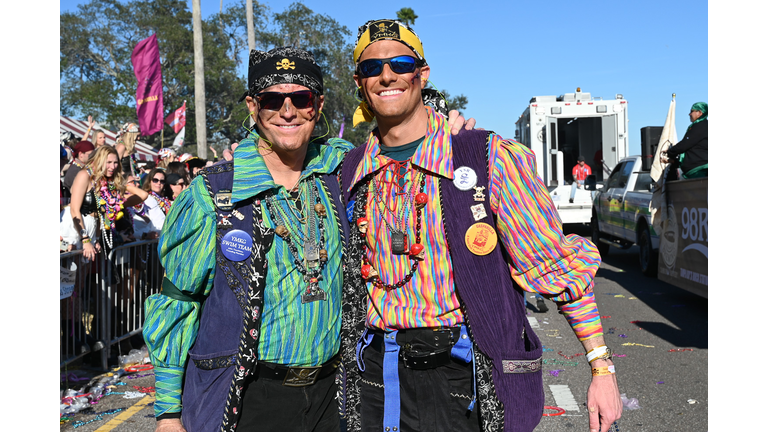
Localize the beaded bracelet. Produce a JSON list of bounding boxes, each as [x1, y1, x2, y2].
[[591, 365, 616, 377], [82, 237, 91, 244]]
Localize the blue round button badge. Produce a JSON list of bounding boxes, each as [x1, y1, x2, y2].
[[221, 229, 253, 261]]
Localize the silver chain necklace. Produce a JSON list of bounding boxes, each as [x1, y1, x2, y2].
[[265, 176, 328, 303], [372, 169, 422, 254]]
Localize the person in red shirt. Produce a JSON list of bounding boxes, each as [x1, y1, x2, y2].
[[570, 155, 593, 203]]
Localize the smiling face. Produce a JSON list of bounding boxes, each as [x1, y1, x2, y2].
[[245, 83, 324, 156], [104, 154, 119, 178], [354, 40, 430, 129], [150, 172, 165, 194]]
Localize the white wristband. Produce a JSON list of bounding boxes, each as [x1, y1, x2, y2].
[[586, 345, 608, 363]]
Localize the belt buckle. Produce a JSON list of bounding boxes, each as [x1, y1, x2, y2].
[[282, 366, 322, 387]]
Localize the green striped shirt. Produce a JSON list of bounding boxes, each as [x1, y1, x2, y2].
[[143, 131, 353, 416]]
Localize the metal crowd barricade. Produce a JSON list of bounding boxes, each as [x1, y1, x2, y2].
[[60, 239, 162, 371]]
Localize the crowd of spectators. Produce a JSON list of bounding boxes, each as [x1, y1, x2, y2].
[[59, 119, 242, 357], [59, 119, 232, 254]]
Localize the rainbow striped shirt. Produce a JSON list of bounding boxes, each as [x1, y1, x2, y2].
[[348, 107, 603, 340]]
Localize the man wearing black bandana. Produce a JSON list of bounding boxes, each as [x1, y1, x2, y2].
[[144, 46, 470, 432]]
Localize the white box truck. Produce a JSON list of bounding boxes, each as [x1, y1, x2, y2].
[[514, 88, 629, 224]]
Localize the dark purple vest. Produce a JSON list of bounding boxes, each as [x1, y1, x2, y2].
[[340, 130, 543, 432]]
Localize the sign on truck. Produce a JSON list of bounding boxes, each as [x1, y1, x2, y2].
[[656, 177, 708, 298]]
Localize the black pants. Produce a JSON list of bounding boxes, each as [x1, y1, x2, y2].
[[236, 365, 340, 432], [359, 330, 482, 432]]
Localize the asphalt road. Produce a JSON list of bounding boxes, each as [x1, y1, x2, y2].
[[60, 225, 707, 432], [532, 227, 708, 432]]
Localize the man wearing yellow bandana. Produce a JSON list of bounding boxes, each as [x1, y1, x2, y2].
[[338, 19, 622, 432]]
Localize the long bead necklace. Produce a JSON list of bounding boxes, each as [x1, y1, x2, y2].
[[371, 168, 419, 254], [359, 168, 428, 291], [264, 175, 329, 303], [94, 178, 124, 250]]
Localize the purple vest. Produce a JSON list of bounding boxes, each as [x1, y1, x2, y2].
[[340, 129, 543, 432], [181, 161, 349, 432]]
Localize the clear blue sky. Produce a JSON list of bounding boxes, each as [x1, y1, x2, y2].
[[60, 0, 708, 155]]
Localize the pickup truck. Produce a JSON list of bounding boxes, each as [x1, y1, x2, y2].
[[589, 156, 659, 276]]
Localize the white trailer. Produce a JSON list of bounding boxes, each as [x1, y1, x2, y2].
[[514, 88, 629, 224]]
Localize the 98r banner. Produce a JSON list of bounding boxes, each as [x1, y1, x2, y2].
[[657, 177, 708, 297]]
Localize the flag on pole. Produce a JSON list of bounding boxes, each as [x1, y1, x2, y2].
[[131, 34, 164, 136], [650, 95, 678, 182], [172, 127, 185, 148], [649, 94, 679, 235], [165, 101, 187, 134]]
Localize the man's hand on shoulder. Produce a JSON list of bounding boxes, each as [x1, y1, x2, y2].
[[156, 418, 187, 432], [447, 110, 478, 135]]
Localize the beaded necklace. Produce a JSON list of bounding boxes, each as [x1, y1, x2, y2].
[[264, 175, 329, 303], [150, 191, 172, 215], [93, 176, 124, 250], [359, 167, 428, 291], [372, 166, 419, 254]]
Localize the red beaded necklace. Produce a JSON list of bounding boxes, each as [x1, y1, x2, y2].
[[358, 167, 428, 291]]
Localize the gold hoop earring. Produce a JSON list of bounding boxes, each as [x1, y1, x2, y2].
[[354, 86, 365, 103]]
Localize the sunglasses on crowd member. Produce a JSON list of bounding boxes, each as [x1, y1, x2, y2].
[[152, 177, 165, 184], [255, 90, 317, 111], [357, 55, 423, 78]]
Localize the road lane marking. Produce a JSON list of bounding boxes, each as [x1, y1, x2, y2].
[[95, 394, 155, 431], [549, 385, 580, 411], [527, 316, 540, 329]]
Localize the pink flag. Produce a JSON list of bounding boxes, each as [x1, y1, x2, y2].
[[164, 101, 186, 134], [131, 34, 164, 136]]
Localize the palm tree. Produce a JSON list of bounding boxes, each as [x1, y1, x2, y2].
[[396, 8, 418, 26]]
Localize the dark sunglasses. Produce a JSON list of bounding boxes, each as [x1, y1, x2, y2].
[[255, 90, 317, 110], [152, 178, 165, 184], [357, 55, 422, 78]]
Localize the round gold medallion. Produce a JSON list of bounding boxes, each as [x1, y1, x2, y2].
[[464, 222, 498, 256]]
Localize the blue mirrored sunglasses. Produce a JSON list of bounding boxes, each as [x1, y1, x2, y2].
[[357, 55, 422, 78]]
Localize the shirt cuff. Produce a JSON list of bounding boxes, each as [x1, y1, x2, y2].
[[156, 412, 182, 421], [557, 291, 603, 341], [153, 365, 185, 417]]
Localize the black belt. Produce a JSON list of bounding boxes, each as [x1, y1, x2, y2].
[[257, 353, 340, 387], [369, 327, 461, 370]]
